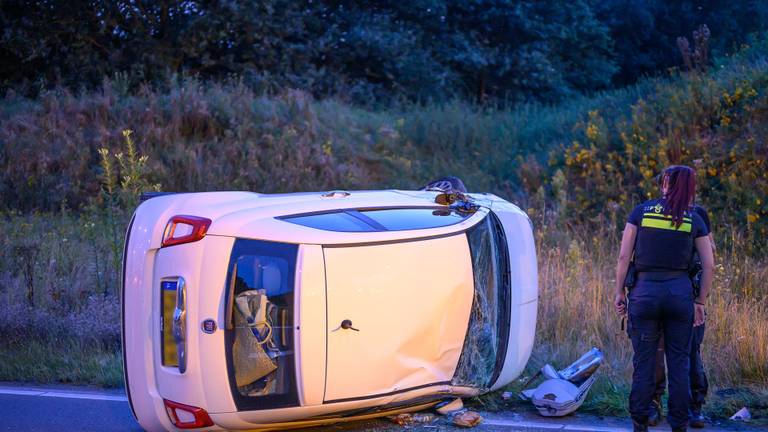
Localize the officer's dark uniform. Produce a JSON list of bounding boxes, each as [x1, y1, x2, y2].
[[627, 199, 709, 430], [651, 205, 711, 420]]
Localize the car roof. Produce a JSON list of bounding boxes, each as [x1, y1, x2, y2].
[[136, 190, 513, 246]]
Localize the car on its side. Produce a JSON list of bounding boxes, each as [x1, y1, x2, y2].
[[122, 189, 537, 431]]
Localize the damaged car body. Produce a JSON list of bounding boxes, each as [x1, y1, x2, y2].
[[122, 190, 538, 431]]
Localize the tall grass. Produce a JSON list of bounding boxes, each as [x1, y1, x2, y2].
[[0, 211, 123, 387]]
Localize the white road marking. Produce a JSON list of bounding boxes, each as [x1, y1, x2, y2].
[[0, 389, 46, 397], [40, 391, 128, 401], [483, 419, 630, 432], [0, 386, 127, 402]]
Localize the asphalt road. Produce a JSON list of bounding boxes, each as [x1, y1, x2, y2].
[[0, 387, 140, 432], [0, 384, 762, 432]]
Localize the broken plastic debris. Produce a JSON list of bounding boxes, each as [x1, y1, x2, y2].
[[520, 348, 604, 417], [501, 391, 513, 400], [452, 411, 483, 428], [435, 398, 464, 415], [388, 413, 413, 426], [729, 407, 751, 421], [388, 412, 435, 426], [413, 413, 435, 423], [558, 348, 604, 385], [541, 364, 561, 380], [530, 378, 594, 417]]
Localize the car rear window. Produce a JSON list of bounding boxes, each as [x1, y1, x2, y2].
[[280, 208, 471, 232], [225, 239, 300, 410]]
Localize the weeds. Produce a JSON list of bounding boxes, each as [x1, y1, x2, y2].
[[0, 130, 154, 387]]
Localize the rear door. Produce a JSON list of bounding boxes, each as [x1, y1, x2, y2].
[[323, 234, 474, 402]]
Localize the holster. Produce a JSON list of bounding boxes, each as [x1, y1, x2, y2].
[[624, 261, 638, 290], [624, 297, 632, 338], [689, 256, 703, 297]]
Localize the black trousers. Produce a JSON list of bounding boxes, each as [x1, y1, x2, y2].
[[628, 275, 694, 429], [653, 324, 709, 412]]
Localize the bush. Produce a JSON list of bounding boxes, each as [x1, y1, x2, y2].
[[549, 56, 768, 252]]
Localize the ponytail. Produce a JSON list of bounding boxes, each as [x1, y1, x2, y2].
[[662, 165, 696, 228]]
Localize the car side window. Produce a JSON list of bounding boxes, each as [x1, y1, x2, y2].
[[280, 208, 471, 232]]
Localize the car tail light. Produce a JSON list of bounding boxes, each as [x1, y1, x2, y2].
[[164, 399, 214, 429], [162, 215, 212, 248]]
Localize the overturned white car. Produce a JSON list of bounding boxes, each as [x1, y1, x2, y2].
[[122, 189, 538, 431]]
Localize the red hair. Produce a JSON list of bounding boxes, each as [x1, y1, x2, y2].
[[662, 165, 696, 228]]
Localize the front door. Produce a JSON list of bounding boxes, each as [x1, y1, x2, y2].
[[323, 234, 474, 402]]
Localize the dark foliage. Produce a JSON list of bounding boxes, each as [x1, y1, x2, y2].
[[591, 0, 768, 86], [4, 1, 763, 103]]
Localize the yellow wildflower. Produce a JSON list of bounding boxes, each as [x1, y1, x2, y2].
[[586, 124, 599, 141]]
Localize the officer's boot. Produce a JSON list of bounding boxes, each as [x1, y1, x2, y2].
[[689, 406, 706, 428], [648, 397, 663, 427], [632, 420, 649, 432]]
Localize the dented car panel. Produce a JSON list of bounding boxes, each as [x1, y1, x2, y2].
[[323, 235, 474, 402], [122, 190, 537, 431]]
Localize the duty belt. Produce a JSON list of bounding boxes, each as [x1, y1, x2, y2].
[[637, 270, 688, 281]]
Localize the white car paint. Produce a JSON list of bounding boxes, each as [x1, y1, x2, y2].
[[122, 189, 538, 431], [323, 234, 474, 401]]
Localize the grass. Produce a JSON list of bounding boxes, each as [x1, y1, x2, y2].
[[0, 339, 123, 388], [0, 210, 123, 388]]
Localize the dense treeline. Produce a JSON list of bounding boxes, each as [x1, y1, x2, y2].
[[2, 1, 767, 103]]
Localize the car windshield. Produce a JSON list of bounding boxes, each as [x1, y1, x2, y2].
[[452, 212, 511, 388]]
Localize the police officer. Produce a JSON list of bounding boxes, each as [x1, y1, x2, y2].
[[649, 202, 715, 429], [614, 165, 714, 432]]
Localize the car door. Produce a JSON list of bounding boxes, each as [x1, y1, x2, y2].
[[323, 234, 474, 402]]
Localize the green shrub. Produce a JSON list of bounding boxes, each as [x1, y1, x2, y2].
[[551, 67, 768, 252]]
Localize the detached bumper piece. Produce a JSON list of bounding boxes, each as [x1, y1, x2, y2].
[[520, 347, 604, 417]]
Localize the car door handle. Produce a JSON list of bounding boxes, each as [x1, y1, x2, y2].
[[340, 319, 359, 331]]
